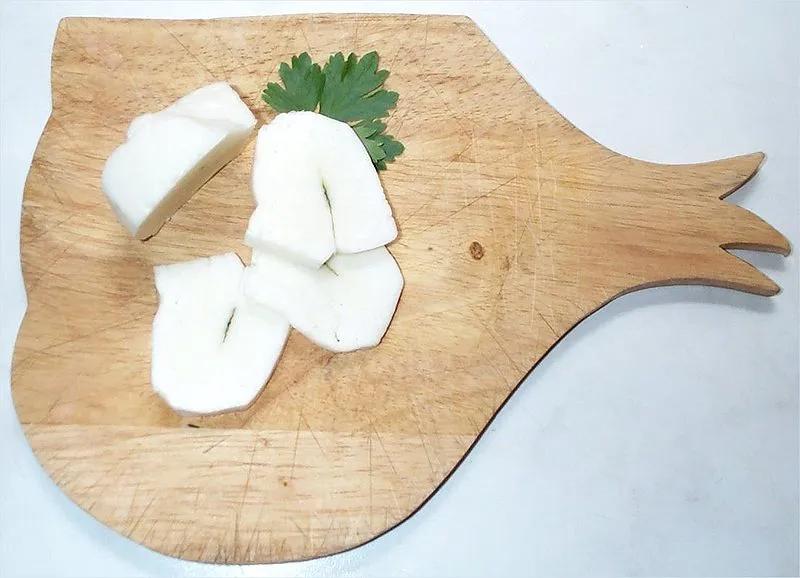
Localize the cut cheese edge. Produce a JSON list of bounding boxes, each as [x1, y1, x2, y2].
[[315, 113, 398, 254], [244, 247, 404, 353], [151, 252, 289, 416], [244, 112, 335, 268], [103, 82, 256, 240]]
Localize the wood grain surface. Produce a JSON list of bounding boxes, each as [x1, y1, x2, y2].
[[11, 15, 790, 564]]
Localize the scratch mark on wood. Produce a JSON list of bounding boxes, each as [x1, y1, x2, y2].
[[368, 429, 374, 531], [298, 25, 314, 57], [231, 439, 257, 555], [317, 516, 336, 553], [418, 435, 436, 481], [142, 519, 159, 545], [210, 29, 236, 80], [291, 517, 311, 547], [233, 508, 241, 558], [406, 394, 437, 480], [289, 414, 302, 481], [39, 168, 65, 207], [537, 309, 557, 339], [388, 41, 404, 71], [127, 493, 157, 537], [201, 436, 226, 454], [176, 527, 192, 556], [161, 24, 216, 80], [372, 426, 402, 512], [474, 312, 521, 377], [242, 441, 257, 502], [417, 176, 518, 234], [371, 424, 398, 476], [24, 243, 74, 296], [125, 484, 140, 521], [244, 528, 260, 561], [422, 15, 430, 58], [398, 144, 476, 229], [49, 115, 75, 139], [302, 413, 326, 459], [14, 314, 149, 370]]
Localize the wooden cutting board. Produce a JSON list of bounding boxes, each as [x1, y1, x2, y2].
[[11, 14, 790, 564]]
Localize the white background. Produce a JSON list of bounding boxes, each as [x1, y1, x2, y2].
[[1, 1, 798, 577]]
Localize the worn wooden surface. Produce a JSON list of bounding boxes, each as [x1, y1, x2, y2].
[[11, 15, 790, 564]]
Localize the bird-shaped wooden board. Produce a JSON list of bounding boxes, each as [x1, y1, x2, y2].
[[11, 15, 791, 564]]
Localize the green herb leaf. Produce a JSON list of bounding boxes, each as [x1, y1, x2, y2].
[[262, 52, 324, 112], [262, 51, 404, 171], [319, 52, 398, 122], [373, 132, 405, 165], [352, 119, 386, 141], [353, 120, 388, 162], [353, 120, 404, 167]]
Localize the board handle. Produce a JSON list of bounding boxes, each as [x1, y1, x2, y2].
[[665, 152, 787, 295], [585, 150, 792, 299]]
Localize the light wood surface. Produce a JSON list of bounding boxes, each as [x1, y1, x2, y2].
[[11, 15, 790, 564]]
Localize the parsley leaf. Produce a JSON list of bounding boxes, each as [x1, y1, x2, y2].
[[262, 53, 324, 112], [372, 132, 404, 170], [353, 120, 404, 168], [320, 52, 399, 122], [353, 120, 387, 162], [261, 51, 404, 171]]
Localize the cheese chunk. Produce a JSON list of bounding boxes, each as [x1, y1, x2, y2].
[[243, 247, 403, 353], [244, 111, 397, 267], [103, 82, 256, 240], [151, 253, 289, 416]]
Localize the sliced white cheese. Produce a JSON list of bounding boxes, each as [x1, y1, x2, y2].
[[314, 112, 398, 254], [103, 82, 256, 240], [162, 82, 259, 130], [151, 252, 289, 416], [244, 112, 335, 268], [244, 247, 404, 353], [244, 111, 397, 266]]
